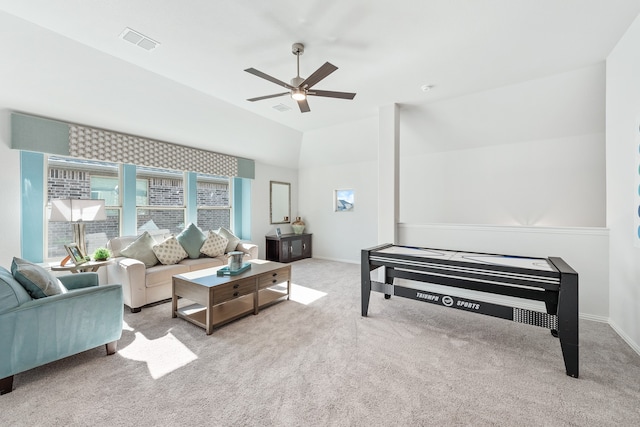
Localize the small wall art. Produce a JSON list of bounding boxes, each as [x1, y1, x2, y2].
[[334, 189, 354, 212]]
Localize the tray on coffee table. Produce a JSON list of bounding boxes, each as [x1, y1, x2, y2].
[[216, 263, 251, 276]]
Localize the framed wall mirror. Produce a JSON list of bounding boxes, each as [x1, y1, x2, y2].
[[270, 181, 291, 224]]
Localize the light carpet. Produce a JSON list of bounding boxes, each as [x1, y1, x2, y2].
[[2, 259, 640, 426]]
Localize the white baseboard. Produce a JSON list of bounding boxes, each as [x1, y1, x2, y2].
[[311, 255, 359, 265], [608, 319, 640, 356], [579, 313, 608, 323]]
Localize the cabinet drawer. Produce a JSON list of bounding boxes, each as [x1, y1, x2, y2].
[[213, 278, 255, 304], [258, 268, 291, 289]]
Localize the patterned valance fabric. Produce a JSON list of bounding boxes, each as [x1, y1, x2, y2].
[[69, 125, 238, 177], [11, 112, 253, 178]]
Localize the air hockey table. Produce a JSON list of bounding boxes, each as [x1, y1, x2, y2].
[[361, 244, 579, 378]]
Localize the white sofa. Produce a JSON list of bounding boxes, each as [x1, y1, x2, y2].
[[106, 232, 258, 312]]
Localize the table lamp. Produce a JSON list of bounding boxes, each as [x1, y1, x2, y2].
[[50, 199, 107, 263]]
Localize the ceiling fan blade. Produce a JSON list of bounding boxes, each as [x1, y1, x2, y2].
[[300, 62, 338, 89], [308, 90, 356, 100], [297, 98, 311, 113], [244, 68, 294, 90], [247, 92, 289, 102]]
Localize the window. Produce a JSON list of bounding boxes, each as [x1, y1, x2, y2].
[[47, 156, 121, 259], [136, 166, 185, 234], [90, 176, 119, 206], [197, 173, 231, 231], [44, 158, 235, 260]]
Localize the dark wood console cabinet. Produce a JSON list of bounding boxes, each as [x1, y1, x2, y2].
[[265, 233, 312, 263]]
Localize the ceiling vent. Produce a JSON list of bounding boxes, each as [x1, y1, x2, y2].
[[120, 27, 159, 51], [272, 104, 292, 112]]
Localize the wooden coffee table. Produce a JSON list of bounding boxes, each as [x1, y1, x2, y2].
[[172, 260, 291, 334]]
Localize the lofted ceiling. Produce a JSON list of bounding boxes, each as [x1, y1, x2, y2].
[[1, 0, 639, 137]]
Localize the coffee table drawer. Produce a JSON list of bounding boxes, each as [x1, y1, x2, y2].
[[214, 278, 255, 304], [258, 267, 291, 289]]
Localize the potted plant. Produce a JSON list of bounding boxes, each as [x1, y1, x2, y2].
[[93, 247, 111, 261]]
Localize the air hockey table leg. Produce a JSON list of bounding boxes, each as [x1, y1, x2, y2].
[[554, 259, 579, 378], [384, 266, 393, 299]]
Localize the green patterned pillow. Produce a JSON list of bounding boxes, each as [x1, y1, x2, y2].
[[176, 223, 206, 259], [216, 227, 241, 254], [11, 257, 68, 299], [153, 236, 188, 265], [120, 231, 159, 267], [200, 230, 229, 258]]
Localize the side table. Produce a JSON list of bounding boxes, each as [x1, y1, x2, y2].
[[265, 233, 312, 263], [50, 259, 113, 274]]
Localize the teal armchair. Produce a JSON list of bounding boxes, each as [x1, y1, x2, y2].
[[0, 267, 123, 394]]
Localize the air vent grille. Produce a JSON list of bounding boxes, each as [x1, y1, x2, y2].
[[120, 28, 159, 51], [272, 104, 292, 112]]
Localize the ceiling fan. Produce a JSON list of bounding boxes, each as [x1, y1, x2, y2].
[[245, 43, 356, 113]]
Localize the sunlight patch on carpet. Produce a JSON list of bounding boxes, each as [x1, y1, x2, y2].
[[118, 331, 198, 379], [289, 283, 327, 305], [122, 320, 134, 332]]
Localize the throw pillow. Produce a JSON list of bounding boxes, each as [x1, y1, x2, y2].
[[120, 231, 159, 268], [153, 236, 188, 265], [216, 227, 241, 254], [200, 230, 229, 258], [176, 223, 206, 259], [11, 257, 68, 299]]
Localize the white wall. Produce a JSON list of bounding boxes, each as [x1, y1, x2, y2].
[[298, 116, 379, 263], [0, 111, 22, 268], [251, 162, 298, 259], [400, 134, 605, 226], [400, 64, 606, 227], [606, 14, 640, 353]]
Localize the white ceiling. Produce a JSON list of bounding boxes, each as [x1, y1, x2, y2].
[[2, 0, 640, 134]]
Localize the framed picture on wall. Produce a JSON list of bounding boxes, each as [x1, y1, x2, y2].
[[64, 243, 87, 265], [334, 189, 354, 212]]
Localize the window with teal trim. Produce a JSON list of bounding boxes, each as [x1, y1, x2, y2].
[[47, 156, 121, 259], [196, 173, 231, 231], [41, 157, 243, 259], [136, 166, 186, 234]]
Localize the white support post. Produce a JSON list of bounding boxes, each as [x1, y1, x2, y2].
[[378, 104, 400, 246]]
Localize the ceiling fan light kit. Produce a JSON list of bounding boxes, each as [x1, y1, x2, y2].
[[291, 88, 306, 101], [245, 43, 356, 113]]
